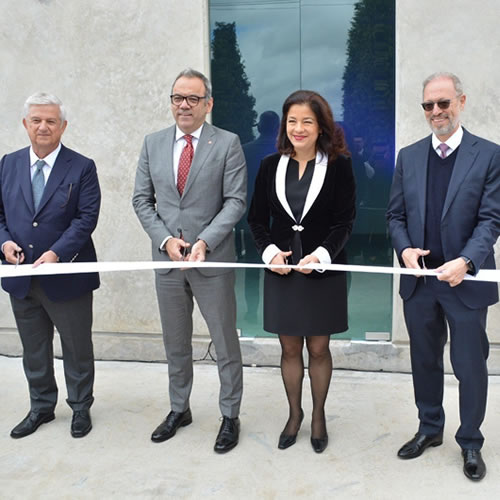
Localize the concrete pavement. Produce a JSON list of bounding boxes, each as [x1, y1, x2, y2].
[[1, 355, 500, 499]]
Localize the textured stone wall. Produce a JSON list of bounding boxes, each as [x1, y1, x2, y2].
[[392, 0, 500, 344], [0, 0, 210, 339]]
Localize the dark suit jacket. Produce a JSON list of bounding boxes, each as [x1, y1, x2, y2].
[[0, 144, 101, 301], [248, 152, 355, 278], [386, 128, 500, 308]]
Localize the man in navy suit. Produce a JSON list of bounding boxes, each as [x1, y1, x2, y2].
[[0, 92, 101, 439], [387, 72, 500, 481]]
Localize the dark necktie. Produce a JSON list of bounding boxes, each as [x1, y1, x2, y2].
[[177, 135, 194, 195], [32, 159, 46, 210]]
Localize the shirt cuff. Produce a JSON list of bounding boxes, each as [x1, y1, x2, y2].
[[160, 235, 172, 251], [311, 246, 331, 273], [262, 244, 282, 265]]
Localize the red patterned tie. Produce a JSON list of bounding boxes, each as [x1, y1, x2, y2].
[[177, 135, 194, 195]]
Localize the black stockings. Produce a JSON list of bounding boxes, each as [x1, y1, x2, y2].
[[279, 335, 332, 438], [306, 335, 332, 439]]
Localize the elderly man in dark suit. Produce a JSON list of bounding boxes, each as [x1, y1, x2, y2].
[[133, 68, 246, 453], [0, 92, 101, 438], [387, 72, 500, 481]]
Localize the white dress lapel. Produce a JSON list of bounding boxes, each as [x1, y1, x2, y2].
[[301, 152, 327, 222], [275, 154, 295, 220]]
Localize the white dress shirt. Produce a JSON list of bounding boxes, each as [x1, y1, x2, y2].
[[432, 125, 463, 158], [172, 124, 203, 184], [29, 143, 62, 183]]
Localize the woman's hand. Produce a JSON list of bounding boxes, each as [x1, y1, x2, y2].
[[270, 251, 293, 275], [295, 254, 320, 274]]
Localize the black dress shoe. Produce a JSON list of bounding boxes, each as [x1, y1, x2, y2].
[[397, 432, 443, 459], [462, 449, 486, 481], [278, 409, 304, 450], [151, 409, 192, 443], [10, 411, 55, 439], [71, 409, 92, 438], [311, 434, 328, 453], [214, 416, 240, 454]]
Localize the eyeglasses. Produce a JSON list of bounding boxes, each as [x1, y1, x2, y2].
[[420, 95, 462, 112], [170, 94, 207, 107]]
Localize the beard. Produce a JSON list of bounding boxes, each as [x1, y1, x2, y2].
[[428, 113, 458, 137]]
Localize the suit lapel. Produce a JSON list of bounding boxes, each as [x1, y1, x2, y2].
[[36, 144, 71, 214], [441, 129, 478, 220], [162, 126, 177, 196], [415, 137, 431, 228], [275, 155, 295, 220], [181, 123, 214, 198], [275, 152, 328, 222], [300, 152, 327, 222], [18, 148, 34, 213]]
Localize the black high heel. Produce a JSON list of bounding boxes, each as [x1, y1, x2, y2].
[[278, 409, 304, 450], [310, 434, 328, 453]]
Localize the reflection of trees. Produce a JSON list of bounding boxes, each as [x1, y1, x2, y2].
[[211, 21, 257, 143], [343, 0, 395, 267], [342, 0, 395, 148]]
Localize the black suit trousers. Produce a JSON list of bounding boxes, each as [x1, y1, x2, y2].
[[10, 278, 95, 413], [403, 277, 489, 449]]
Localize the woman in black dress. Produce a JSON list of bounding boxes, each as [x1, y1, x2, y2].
[[248, 90, 355, 453]]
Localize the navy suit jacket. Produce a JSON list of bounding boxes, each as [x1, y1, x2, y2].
[[387, 128, 500, 309], [0, 144, 101, 301]]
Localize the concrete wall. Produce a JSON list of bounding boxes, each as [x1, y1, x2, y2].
[[393, 0, 500, 348], [0, 0, 210, 351], [1, 0, 499, 371]]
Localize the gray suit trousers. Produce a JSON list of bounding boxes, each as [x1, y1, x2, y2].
[[155, 269, 243, 418], [10, 278, 95, 412]]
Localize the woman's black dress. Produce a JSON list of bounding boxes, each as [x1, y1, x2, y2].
[[263, 158, 348, 336]]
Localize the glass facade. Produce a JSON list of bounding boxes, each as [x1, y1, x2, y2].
[[209, 0, 395, 339]]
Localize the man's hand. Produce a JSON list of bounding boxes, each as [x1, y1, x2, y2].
[[270, 250, 292, 275], [295, 254, 320, 275], [2, 240, 24, 265], [165, 237, 190, 261], [401, 247, 430, 276], [33, 250, 58, 268], [188, 240, 207, 262], [436, 257, 468, 287]]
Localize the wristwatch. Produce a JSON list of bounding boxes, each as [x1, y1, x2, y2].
[[460, 256, 473, 272]]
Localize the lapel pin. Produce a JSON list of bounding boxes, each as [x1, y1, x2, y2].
[[208, 140, 212, 145]]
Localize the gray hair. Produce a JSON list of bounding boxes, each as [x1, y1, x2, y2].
[[422, 72, 464, 97], [171, 68, 212, 100], [23, 92, 67, 123]]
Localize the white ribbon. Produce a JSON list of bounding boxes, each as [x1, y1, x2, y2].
[[1, 261, 500, 282]]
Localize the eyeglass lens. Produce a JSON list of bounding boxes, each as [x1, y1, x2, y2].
[[421, 100, 451, 112], [171, 95, 204, 106]]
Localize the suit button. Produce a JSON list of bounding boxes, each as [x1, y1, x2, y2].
[[29, 244, 34, 249], [33, 222, 38, 227]]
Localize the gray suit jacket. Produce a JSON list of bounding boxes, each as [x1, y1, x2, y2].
[[387, 128, 500, 308], [132, 122, 247, 276]]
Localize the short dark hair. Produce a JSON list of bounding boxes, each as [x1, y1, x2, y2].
[[171, 68, 212, 100], [277, 90, 349, 161]]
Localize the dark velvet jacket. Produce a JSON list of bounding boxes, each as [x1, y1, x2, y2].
[[248, 152, 356, 278]]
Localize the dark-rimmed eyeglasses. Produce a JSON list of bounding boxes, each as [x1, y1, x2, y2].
[[170, 94, 207, 107], [420, 95, 462, 112]]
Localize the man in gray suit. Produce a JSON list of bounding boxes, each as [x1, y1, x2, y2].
[[387, 72, 500, 481], [133, 68, 246, 453]]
